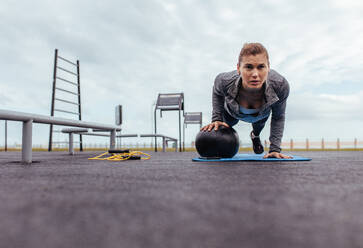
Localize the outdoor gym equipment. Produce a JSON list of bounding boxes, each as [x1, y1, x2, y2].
[[154, 93, 184, 152], [0, 109, 120, 163]]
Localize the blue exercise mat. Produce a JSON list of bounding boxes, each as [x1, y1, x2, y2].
[[192, 153, 311, 162]]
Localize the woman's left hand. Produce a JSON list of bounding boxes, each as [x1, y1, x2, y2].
[[263, 152, 293, 159]]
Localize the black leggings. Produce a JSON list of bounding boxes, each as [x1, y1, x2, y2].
[[222, 110, 268, 136]]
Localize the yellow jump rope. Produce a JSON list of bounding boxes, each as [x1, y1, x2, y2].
[[88, 149, 151, 161]]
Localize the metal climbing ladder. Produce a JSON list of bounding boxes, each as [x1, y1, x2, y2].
[[48, 49, 83, 151]]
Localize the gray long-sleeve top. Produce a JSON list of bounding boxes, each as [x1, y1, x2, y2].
[[212, 69, 290, 153]]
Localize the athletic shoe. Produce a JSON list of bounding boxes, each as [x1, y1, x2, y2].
[[250, 131, 264, 154]]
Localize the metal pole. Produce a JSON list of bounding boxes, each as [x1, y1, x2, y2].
[[110, 130, 116, 150], [179, 109, 181, 152], [5, 120, 7, 152], [0, 109, 121, 130], [69, 133, 74, 155], [22, 120, 33, 163], [118, 130, 121, 149], [48, 49, 58, 152], [162, 137, 166, 152], [154, 108, 157, 152], [183, 122, 185, 152], [77, 60, 83, 152]]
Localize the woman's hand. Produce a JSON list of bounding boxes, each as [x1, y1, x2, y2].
[[200, 121, 230, 131], [263, 152, 292, 159]]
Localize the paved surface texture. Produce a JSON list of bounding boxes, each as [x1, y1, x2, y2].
[[1, 151, 363, 248]]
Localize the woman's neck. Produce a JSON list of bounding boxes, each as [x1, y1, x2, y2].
[[238, 85, 265, 109]]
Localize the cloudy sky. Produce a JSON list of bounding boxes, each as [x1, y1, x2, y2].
[[1, 0, 363, 147]]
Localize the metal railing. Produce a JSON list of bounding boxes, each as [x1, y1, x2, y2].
[[0, 109, 120, 163]]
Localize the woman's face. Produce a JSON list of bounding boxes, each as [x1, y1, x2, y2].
[[237, 53, 270, 92]]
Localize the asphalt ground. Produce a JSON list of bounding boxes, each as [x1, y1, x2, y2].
[[1, 151, 363, 248]]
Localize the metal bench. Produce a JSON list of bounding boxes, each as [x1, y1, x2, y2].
[[154, 93, 184, 152], [0, 109, 120, 163], [61, 128, 88, 155], [140, 134, 178, 152], [62, 128, 138, 155]]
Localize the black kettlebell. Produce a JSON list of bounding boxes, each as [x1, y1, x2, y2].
[[195, 126, 239, 158]]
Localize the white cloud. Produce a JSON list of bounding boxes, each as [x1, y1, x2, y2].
[[287, 91, 363, 121], [1, 0, 363, 146]]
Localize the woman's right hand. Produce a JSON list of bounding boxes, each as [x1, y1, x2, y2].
[[200, 121, 230, 132]]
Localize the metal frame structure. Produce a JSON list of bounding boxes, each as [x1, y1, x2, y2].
[[61, 128, 137, 155], [49, 49, 83, 151], [183, 112, 202, 151], [4, 120, 7, 151], [154, 93, 184, 152], [0, 109, 120, 163], [140, 134, 178, 152]]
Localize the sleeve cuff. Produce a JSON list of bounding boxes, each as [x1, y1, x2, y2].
[[269, 147, 281, 153]]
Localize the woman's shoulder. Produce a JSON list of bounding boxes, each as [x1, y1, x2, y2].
[[213, 70, 239, 95], [267, 69, 287, 83], [214, 70, 239, 90], [215, 70, 239, 82], [267, 69, 290, 98]]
